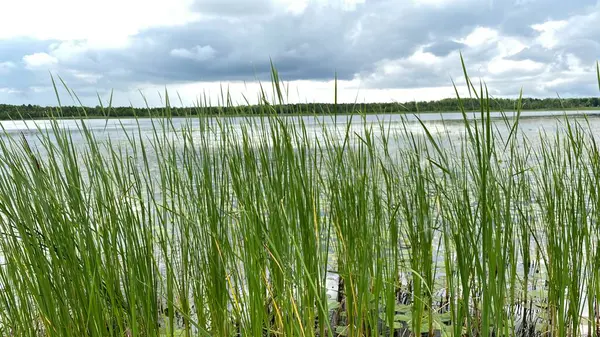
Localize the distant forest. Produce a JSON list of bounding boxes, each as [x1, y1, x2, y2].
[[0, 96, 599, 119]]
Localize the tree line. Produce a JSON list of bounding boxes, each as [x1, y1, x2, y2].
[[0, 96, 599, 119]]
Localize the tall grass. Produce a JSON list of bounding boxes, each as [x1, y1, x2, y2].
[[0, 60, 599, 337]]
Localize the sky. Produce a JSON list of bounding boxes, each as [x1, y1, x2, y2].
[[0, 0, 599, 107]]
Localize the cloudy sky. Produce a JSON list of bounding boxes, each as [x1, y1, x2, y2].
[[0, 0, 599, 107]]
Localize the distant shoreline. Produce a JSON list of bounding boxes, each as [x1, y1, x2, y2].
[[2, 96, 600, 120], [0, 106, 599, 121]]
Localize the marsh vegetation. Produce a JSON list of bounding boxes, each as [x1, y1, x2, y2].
[[0, 62, 600, 336]]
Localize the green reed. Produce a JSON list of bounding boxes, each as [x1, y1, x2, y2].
[[0, 60, 599, 337]]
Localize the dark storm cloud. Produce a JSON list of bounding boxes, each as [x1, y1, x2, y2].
[[50, 0, 474, 86]]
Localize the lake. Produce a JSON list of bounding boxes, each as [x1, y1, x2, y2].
[[3, 110, 600, 149]]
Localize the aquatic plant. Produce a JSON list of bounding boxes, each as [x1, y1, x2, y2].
[[0, 60, 598, 337]]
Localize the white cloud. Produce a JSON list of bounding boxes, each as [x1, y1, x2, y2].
[[495, 36, 527, 57], [407, 50, 439, 65], [341, 0, 366, 11], [48, 41, 94, 62], [531, 20, 568, 49], [98, 78, 470, 108], [282, 1, 309, 15], [459, 27, 499, 47], [358, 21, 571, 93], [0, 0, 200, 47], [361, 49, 443, 86], [274, 0, 366, 14], [170, 45, 217, 61], [22, 53, 58, 69], [68, 70, 104, 84], [487, 58, 545, 75]]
